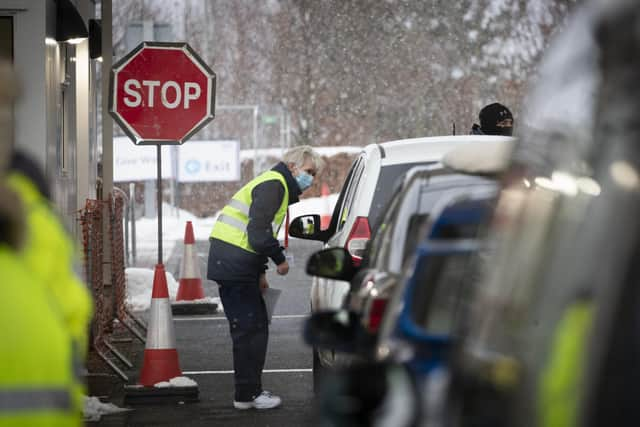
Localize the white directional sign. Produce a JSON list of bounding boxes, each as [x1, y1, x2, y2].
[[177, 140, 240, 182], [113, 137, 239, 182], [113, 138, 173, 181]]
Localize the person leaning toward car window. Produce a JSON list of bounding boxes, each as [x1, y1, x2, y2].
[[470, 102, 514, 136], [207, 145, 324, 410]]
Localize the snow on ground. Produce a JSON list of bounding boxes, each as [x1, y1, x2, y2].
[[132, 204, 218, 261], [126, 193, 337, 311], [125, 267, 222, 311], [154, 376, 198, 388], [126, 267, 179, 311], [83, 396, 130, 422]]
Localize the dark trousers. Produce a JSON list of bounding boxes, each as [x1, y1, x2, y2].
[[217, 278, 269, 401]]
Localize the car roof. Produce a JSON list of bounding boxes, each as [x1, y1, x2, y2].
[[360, 135, 514, 166], [442, 138, 515, 175]]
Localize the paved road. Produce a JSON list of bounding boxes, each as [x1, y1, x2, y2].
[[92, 238, 326, 426]]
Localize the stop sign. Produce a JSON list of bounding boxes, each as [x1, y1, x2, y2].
[[109, 42, 216, 145]]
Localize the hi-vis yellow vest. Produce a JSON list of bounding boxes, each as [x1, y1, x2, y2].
[[210, 170, 289, 253], [7, 172, 93, 357], [6, 172, 92, 416], [0, 244, 81, 427]]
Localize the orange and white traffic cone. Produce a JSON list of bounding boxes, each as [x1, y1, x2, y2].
[[171, 221, 218, 316], [176, 221, 205, 300], [125, 264, 199, 403], [140, 264, 182, 386], [320, 182, 331, 230]]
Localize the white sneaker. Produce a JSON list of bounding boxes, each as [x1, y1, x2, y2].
[[233, 391, 282, 410]]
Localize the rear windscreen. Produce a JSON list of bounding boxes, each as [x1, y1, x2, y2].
[[369, 162, 436, 231]]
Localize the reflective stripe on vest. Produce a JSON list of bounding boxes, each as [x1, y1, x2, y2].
[[228, 199, 249, 215], [0, 389, 72, 412], [217, 214, 249, 233], [210, 170, 289, 253]]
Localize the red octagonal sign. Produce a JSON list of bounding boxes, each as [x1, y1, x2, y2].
[[109, 42, 216, 145]]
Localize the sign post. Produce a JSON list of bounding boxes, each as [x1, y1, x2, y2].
[[109, 41, 216, 265]]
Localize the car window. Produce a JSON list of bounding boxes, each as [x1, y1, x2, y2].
[[410, 248, 488, 336], [367, 190, 402, 267], [401, 213, 429, 263], [369, 161, 436, 231], [410, 252, 473, 335], [327, 161, 357, 234], [337, 157, 366, 232]]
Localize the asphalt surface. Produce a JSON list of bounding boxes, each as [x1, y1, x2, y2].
[[89, 238, 326, 426]]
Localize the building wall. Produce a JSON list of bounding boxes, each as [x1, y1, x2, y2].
[[8, 0, 48, 168], [1, 0, 99, 234]]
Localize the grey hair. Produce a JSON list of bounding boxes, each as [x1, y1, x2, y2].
[[283, 145, 325, 171]]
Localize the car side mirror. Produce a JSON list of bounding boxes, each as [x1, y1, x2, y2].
[[289, 214, 323, 240], [303, 310, 360, 353], [306, 247, 358, 281]]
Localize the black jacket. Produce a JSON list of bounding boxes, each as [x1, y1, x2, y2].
[[207, 162, 301, 281]]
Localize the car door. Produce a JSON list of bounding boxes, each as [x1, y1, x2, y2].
[[311, 154, 367, 311]]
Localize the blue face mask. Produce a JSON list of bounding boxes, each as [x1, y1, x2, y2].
[[296, 171, 313, 191]]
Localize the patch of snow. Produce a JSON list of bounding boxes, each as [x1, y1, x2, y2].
[[83, 396, 130, 422], [126, 267, 179, 311], [154, 381, 171, 388], [154, 376, 198, 388]]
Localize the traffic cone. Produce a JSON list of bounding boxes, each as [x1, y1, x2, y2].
[[171, 221, 218, 315], [124, 264, 199, 404], [320, 182, 331, 229], [177, 221, 204, 300], [140, 264, 182, 386]]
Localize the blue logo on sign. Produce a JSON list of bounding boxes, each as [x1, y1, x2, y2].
[[185, 159, 201, 174]]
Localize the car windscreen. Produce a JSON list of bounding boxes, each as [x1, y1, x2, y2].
[[369, 162, 436, 231]]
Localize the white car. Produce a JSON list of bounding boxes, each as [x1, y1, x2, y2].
[[290, 135, 512, 371]]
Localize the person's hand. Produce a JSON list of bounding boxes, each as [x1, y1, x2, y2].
[[259, 273, 269, 293], [277, 260, 289, 275]]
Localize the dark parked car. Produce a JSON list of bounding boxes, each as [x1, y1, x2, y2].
[[305, 186, 497, 427]]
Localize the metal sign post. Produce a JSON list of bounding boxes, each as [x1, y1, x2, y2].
[[156, 144, 163, 264]]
